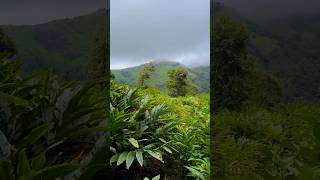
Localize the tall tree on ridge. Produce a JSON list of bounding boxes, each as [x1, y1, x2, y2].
[[137, 63, 155, 87]]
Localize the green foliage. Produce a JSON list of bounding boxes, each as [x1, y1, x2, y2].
[[0, 58, 110, 179], [110, 81, 209, 179], [213, 104, 320, 179], [167, 66, 199, 97], [244, 64, 283, 107], [2, 9, 108, 80], [110, 81, 174, 177], [214, 4, 320, 102], [86, 31, 109, 81], [143, 88, 210, 179], [112, 61, 209, 93], [137, 63, 155, 87], [211, 16, 250, 110]]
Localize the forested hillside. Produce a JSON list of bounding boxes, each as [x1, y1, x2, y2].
[[213, 2, 320, 102], [112, 61, 210, 93], [1, 9, 108, 80], [212, 2, 320, 179]]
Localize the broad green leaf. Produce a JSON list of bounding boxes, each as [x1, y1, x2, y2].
[[31, 153, 46, 171], [0, 92, 30, 109], [0, 160, 14, 180], [128, 138, 139, 148], [146, 150, 163, 163], [17, 150, 31, 177], [135, 150, 144, 167], [143, 178, 150, 180], [152, 175, 160, 180], [117, 152, 128, 166], [110, 154, 119, 164], [126, 151, 135, 169], [18, 123, 53, 149]]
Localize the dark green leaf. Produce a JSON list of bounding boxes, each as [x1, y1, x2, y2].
[[17, 149, 31, 177], [18, 123, 53, 149], [31, 152, 46, 171]]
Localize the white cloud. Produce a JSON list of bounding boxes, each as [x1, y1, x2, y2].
[[111, 0, 210, 69]]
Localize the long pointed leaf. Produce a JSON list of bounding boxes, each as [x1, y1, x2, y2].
[[18, 123, 53, 149]]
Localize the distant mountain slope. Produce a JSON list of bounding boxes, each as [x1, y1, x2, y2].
[[112, 61, 210, 93], [2, 9, 108, 79], [213, 2, 320, 102]]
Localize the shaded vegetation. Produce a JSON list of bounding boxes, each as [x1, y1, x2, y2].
[[212, 3, 320, 179]]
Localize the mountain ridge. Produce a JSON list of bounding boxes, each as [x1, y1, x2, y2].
[[112, 61, 210, 93], [2, 9, 108, 79], [213, 3, 320, 102]]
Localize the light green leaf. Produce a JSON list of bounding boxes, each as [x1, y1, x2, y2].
[[126, 151, 135, 169], [135, 150, 144, 167], [152, 175, 161, 180], [162, 146, 172, 154], [110, 154, 119, 165], [185, 166, 205, 180], [117, 152, 128, 166], [128, 138, 139, 148], [146, 150, 163, 163]]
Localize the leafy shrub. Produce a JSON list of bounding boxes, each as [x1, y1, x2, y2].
[[0, 59, 110, 179], [213, 104, 320, 179], [110, 83, 210, 179]]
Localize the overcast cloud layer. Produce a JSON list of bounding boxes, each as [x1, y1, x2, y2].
[[221, 0, 320, 20], [111, 0, 210, 69], [0, 0, 106, 25]]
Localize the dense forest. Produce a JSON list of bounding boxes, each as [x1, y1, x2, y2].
[[212, 2, 320, 179]]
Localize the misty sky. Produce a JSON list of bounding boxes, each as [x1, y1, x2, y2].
[[0, 0, 107, 25], [221, 0, 320, 20], [111, 0, 210, 69]]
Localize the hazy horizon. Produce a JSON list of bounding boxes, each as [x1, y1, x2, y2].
[[110, 59, 209, 70], [111, 0, 210, 70]]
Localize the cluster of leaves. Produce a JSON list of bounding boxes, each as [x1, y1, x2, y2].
[[213, 104, 320, 179], [142, 88, 210, 179], [110, 81, 210, 179], [0, 59, 110, 179], [110, 80, 176, 179]]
